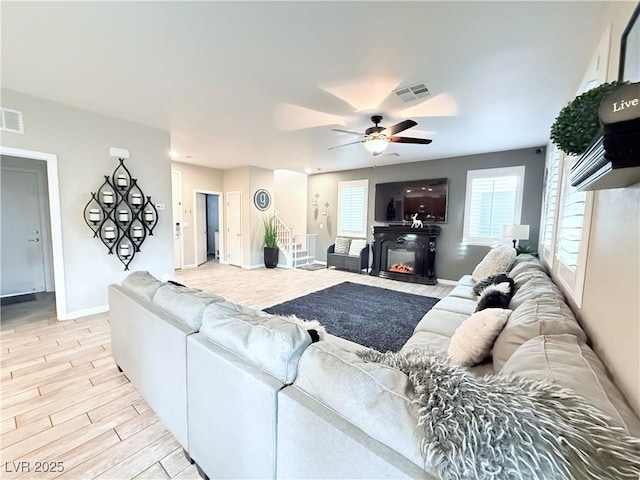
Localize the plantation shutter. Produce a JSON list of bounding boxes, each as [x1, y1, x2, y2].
[[540, 145, 561, 263], [337, 180, 368, 238], [556, 156, 587, 271], [463, 166, 525, 245]]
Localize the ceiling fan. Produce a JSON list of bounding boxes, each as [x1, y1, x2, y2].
[[328, 115, 432, 156]]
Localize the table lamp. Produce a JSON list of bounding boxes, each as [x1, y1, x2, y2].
[[503, 224, 530, 248]]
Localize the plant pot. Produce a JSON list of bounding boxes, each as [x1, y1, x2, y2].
[[264, 246, 278, 269]]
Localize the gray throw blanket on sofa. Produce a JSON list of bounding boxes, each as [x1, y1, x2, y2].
[[357, 349, 640, 480]]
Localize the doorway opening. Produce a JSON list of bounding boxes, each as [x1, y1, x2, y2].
[[0, 147, 66, 320], [194, 190, 223, 267]]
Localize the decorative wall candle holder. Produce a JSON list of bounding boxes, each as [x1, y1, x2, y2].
[[83, 157, 159, 270]]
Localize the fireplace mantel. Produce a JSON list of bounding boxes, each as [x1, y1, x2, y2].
[[370, 225, 441, 285]]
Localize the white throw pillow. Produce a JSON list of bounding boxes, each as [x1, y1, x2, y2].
[[348, 239, 367, 256], [447, 308, 512, 366], [334, 237, 351, 254], [472, 245, 517, 282]]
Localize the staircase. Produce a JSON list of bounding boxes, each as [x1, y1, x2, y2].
[[273, 212, 317, 268]]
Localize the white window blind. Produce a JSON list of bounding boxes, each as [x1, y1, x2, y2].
[[540, 145, 561, 262], [552, 153, 593, 307], [337, 180, 368, 238], [463, 166, 525, 245]]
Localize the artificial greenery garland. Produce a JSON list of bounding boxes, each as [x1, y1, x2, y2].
[[550, 81, 626, 156]]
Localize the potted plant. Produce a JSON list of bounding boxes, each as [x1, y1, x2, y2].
[[263, 216, 278, 268], [550, 81, 626, 156]]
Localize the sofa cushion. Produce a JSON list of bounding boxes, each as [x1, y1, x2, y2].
[[152, 284, 225, 330], [347, 238, 367, 256], [121, 271, 163, 301], [334, 237, 351, 254], [511, 270, 553, 293], [402, 331, 450, 355], [431, 296, 477, 316], [199, 301, 312, 384], [509, 276, 564, 309], [457, 275, 476, 287], [293, 342, 425, 469], [501, 334, 640, 437], [413, 309, 469, 338], [471, 245, 517, 282], [492, 295, 587, 370], [448, 308, 511, 366], [447, 284, 476, 300]]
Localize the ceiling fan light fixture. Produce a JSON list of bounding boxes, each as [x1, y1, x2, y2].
[[363, 137, 389, 154]]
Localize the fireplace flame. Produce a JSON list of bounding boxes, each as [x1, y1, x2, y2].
[[389, 263, 414, 274]]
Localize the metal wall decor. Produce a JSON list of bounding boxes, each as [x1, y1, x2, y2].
[[83, 158, 158, 270]]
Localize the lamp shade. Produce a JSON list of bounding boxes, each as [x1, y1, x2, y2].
[[363, 138, 389, 154], [502, 224, 530, 240]]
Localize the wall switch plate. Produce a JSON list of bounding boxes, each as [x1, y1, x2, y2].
[[156, 204, 165, 210]]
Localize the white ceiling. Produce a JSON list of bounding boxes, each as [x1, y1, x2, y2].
[[1, 1, 606, 174]]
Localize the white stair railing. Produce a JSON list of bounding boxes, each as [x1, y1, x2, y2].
[[273, 212, 293, 267], [272, 212, 317, 268]]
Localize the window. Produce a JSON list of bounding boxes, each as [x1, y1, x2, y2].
[[337, 179, 368, 238], [462, 166, 526, 246], [537, 27, 607, 307], [539, 144, 561, 264], [552, 154, 593, 306]]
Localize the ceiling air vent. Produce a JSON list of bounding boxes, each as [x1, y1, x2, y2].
[[393, 82, 430, 103], [1, 108, 24, 133]]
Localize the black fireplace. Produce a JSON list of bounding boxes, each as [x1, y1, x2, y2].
[[370, 225, 441, 285]]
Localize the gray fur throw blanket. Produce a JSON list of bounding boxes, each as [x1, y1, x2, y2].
[[357, 349, 640, 480]]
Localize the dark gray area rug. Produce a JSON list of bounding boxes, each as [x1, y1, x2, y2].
[[1, 294, 37, 306], [264, 281, 439, 352], [297, 263, 325, 271]]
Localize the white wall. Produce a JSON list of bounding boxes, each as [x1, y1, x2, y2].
[[274, 169, 307, 235], [171, 161, 223, 267], [1, 89, 173, 318], [249, 166, 275, 268]]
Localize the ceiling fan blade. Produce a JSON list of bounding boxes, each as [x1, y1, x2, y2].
[[382, 119, 417, 136], [389, 136, 433, 144], [328, 140, 364, 150], [331, 128, 363, 136]]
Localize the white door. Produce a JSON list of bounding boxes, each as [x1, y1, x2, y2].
[[171, 171, 183, 269], [196, 193, 207, 266], [1, 169, 46, 296], [227, 192, 242, 267]]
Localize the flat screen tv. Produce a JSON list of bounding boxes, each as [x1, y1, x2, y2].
[[374, 178, 448, 223]]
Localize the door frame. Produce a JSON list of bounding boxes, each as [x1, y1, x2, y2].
[[171, 170, 184, 269], [193, 189, 224, 266], [0, 146, 67, 319]]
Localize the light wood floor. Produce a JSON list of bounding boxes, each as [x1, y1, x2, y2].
[[1, 262, 452, 479]]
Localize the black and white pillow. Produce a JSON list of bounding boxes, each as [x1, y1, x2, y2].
[[473, 274, 515, 312], [334, 237, 352, 254]]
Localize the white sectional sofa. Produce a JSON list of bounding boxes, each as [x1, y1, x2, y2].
[[109, 254, 640, 479]]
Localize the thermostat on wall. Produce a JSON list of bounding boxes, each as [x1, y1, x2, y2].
[[155, 204, 165, 210]]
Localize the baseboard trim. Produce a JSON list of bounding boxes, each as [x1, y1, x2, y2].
[[182, 264, 198, 269], [60, 304, 109, 321]]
